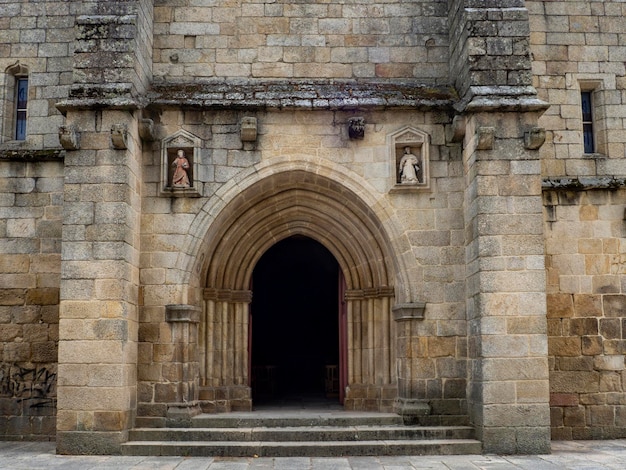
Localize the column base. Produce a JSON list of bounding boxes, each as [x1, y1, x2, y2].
[[394, 398, 431, 425], [56, 430, 128, 455], [166, 402, 202, 427]]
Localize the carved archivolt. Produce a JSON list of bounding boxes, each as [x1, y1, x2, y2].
[[197, 170, 399, 403]]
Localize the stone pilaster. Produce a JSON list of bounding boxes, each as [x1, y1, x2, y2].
[[55, 0, 151, 454], [56, 109, 142, 454], [463, 110, 550, 454]]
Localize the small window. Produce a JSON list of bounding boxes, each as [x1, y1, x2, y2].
[[2, 62, 29, 143], [581, 91, 594, 153], [15, 77, 28, 140]]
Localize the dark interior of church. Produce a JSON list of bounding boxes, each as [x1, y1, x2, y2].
[[251, 236, 340, 404]]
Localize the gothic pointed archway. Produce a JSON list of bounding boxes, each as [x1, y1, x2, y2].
[[197, 169, 401, 412]]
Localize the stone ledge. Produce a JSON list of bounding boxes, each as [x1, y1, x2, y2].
[[165, 305, 201, 323], [0, 148, 65, 161], [455, 86, 549, 113], [543, 177, 626, 191], [147, 79, 458, 111], [392, 302, 426, 321]]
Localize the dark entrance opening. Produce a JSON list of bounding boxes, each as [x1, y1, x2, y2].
[[251, 236, 340, 406]]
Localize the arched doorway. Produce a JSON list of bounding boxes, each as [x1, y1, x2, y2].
[[197, 169, 405, 412], [251, 236, 342, 405]]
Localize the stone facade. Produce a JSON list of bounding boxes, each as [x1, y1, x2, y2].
[[528, 0, 626, 440], [0, 0, 624, 456]]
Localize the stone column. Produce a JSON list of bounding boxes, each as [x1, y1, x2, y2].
[[199, 289, 252, 413], [163, 305, 201, 427], [344, 288, 396, 412], [392, 303, 429, 424]]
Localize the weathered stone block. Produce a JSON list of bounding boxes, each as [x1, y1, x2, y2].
[[582, 336, 603, 356], [550, 393, 579, 407], [548, 337, 581, 357], [604, 295, 626, 317]]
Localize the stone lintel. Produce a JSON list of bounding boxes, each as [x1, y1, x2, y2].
[[392, 302, 426, 321], [165, 304, 201, 323], [542, 177, 626, 191]]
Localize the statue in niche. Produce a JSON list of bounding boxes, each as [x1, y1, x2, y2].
[[171, 149, 191, 188], [398, 146, 420, 184]]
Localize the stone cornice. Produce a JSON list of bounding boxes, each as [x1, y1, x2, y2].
[[0, 148, 65, 161], [454, 86, 550, 113], [146, 79, 458, 111], [543, 177, 626, 191]]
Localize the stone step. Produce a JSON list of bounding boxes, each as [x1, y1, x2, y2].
[[128, 425, 476, 442], [190, 411, 404, 428], [121, 439, 482, 457], [123, 411, 481, 457]]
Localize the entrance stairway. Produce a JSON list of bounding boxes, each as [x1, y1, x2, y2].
[[121, 410, 482, 457]]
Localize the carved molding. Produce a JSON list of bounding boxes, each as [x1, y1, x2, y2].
[[345, 287, 394, 300], [165, 304, 201, 323], [203, 288, 253, 303], [392, 302, 426, 321]]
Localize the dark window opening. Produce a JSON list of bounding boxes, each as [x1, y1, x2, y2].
[[15, 77, 28, 141], [581, 91, 594, 154]]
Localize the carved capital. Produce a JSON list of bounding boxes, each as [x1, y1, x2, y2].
[[110, 124, 128, 149], [392, 302, 425, 321], [58, 125, 80, 150], [524, 127, 546, 150], [165, 304, 201, 323]]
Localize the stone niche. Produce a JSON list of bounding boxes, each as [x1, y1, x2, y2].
[[388, 127, 430, 191], [161, 129, 202, 197]]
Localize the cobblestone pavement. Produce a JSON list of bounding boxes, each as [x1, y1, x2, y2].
[[2, 440, 626, 469]]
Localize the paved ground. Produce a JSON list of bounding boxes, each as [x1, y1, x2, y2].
[[2, 440, 626, 469]]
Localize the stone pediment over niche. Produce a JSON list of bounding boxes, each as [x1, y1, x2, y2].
[[388, 127, 430, 192], [161, 129, 202, 197]]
